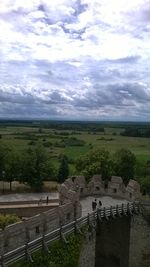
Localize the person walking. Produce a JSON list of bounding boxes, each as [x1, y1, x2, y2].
[[94, 198, 97, 210], [92, 200, 95, 211], [46, 196, 49, 205]]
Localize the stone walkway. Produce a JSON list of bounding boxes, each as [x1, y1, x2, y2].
[[0, 192, 59, 202], [81, 196, 129, 217], [0, 193, 129, 218]]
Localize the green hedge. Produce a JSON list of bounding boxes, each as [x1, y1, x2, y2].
[[0, 214, 20, 230]]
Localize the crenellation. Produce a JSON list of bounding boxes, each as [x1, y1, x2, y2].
[[0, 174, 144, 262], [108, 176, 126, 198], [88, 175, 105, 195], [0, 200, 81, 254], [126, 179, 141, 201], [59, 175, 141, 201], [74, 176, 88, 197]]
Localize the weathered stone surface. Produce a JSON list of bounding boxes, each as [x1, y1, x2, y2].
[[0, 201, 82, 254], [78, 232, 96, 267], [95, 216, 131, 267], [64, 178, 75, 191], [74, 176, 88, 196], [129, 213, 150, 267], [4, 221, 26, 252], [59, 175, 141, 201], [126, 179, 141, 200], [88, 175, 105, 195], [108, 176, 126, 198]]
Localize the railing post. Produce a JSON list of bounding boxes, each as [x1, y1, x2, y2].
[[127, 203, 133, 216], [74, 219, 82, 235], [110, 206, 115, 219], [0, 255, 5, 267], [97, 208, 102, 222], [116, 205, 121, 217], [87, 212, 95, 232], [87, 213, 90, 225], [104, 207, 109, 220], [60, 225, 69, 244], [42, 233, 49, 253], [133, 202, 140, 214], [25, 243, 33, 263], [122, 203, 127, 216], [92, 211, 96, 229]]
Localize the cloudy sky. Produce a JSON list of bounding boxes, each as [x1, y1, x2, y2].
[[0, 0, 150, 121]]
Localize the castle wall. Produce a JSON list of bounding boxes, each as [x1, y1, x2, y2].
[[0, 175, 145, 267], [95, 216, 131, 267], [129, 213, 150, 267], [0, 204, 59, 217], [71, 176, 141, 201], [78, 232, 96, 267], [0, 201, 81, 254]]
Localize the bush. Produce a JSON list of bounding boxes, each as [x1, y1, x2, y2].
[[10, 233, 83, 267], [0, 214, 20, 229]]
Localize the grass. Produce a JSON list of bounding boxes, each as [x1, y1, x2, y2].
[[0, 124, 150, 164]]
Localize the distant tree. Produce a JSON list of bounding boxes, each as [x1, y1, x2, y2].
[[75, 149, 113, 182], [57, 155, 69, 183], [137, 176, 150, 195], [113, 149, 136, 185], [20, 143, 55, 191], [4, 148, 21, 191], [38, 127, 43, 134], [0, 143, 7, 179]]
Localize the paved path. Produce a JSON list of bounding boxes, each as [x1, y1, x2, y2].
[[0, 203, 59, 209], [0, 192, 59, 202], [81, 196, 129, 217], [0, 193, 129, 218]]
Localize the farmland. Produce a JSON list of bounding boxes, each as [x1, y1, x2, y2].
[[0, 120, 150, 167], [0, 120, 150, 193]]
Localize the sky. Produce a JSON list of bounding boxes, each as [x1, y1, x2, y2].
[[0, 0, 150, 121]]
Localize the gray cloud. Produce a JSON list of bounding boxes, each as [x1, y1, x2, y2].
[[0, 0, 150, 120]]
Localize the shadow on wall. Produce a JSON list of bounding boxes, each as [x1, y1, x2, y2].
[[95, 255, 120, 267], [95, 216, 131, 267]]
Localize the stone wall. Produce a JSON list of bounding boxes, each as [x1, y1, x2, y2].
[[0, 174, 145, 266], [129, 213, 150, 267], [60, 175, 141, 201], [78, 232, 96, 267], [0, 201, 81, 254], [95, 216, 131, 267], [0, 203, 59, 217]]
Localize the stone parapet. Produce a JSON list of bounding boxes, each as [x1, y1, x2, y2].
[[59, 175, 141, 201], [0, 202, 80, 255]]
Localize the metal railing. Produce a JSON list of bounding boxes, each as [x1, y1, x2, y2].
[[0, 202, 140, 267]]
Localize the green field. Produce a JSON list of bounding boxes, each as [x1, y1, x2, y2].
[[0, 121, 150, 164], [0, 120, 150, 193]]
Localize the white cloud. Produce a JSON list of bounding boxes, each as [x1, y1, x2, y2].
[[0, 0, 150, 120]]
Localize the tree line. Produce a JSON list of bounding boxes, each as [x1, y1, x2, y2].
[[0, 143, 69, 191], [75, 148, 136, 186], [121, 127, 150, 138], [0, 142, 150, 194]]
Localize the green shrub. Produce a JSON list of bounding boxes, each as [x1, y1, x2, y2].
[[10, 233, 83, 267], [0, 214, 20, 229]]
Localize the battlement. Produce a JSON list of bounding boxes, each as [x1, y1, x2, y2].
[[0, 200, 81, 255], [0, 175, 141, 256], [59, 175, 141, 202]]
